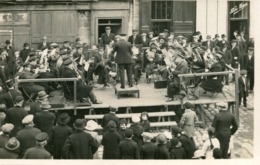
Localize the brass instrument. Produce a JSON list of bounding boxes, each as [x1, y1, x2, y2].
[[72, 65, 86, 85], [192, 47, 203, 62]]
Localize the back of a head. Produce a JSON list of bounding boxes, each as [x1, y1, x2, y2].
[[213, 148, 222, 159]]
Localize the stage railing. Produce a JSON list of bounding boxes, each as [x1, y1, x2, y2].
[[178, 69, 240, 125], [15, 78, 78, 114]]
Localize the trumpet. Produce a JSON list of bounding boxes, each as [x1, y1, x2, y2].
[[72, 65, 86, 85]]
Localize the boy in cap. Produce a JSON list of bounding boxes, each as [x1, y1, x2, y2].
[[154, 134, 170, 159], [101, 105, 120, 133], [0, 137, 20, 159], [140, 132, 156, 159], [238, 70, 248, 110], [48, 113, 73, 159], [0, 123, 14, 148], [16, 115, 41, 158], [5, 96, 28, 137], [102, 120, 122, 159], [63, 119, 99, 159], [119, 128, 140, 159], [23, 132, 52, 159], [118, 119, 128, 140], [180, 102, 198, 142], [169, 137, 186, 159]]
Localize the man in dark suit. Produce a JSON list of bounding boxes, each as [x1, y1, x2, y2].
[[247, 47, 254, 92], [38, 36, 50, 50], [141, 33, 150, 47], [34, 104, 55, 136], [0, 79, 22, 109], [128, 29, 142, 45], [166, 54, 188, 101], [5, 96, 28, 137], [23, 132, 52, 159], [16, 115, 41, 158], [101, 106, 120, 133], [19, 43, 31, 62], [217, 34, 230, 50], [100, 26, 115, 48], [236, 34, 247, 69], [111, 34, 134, 88], [202, 35, 215, 52], [4, 40, 15, 78], [63, 119, 99, 159], [211, 102, 238, 159], [230, 39, 241, 82], [222, 44, 232, 85], [238, 70, 248, 109]]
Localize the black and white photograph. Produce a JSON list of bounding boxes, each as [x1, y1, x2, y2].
[[0, 0, 258, 163]]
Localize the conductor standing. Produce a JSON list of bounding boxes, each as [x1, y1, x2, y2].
[[111, 34, 134, 89]]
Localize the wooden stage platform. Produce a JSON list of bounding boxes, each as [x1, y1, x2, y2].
[[48, 81, 236, 112]]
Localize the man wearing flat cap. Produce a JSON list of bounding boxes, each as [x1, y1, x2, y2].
[[16, 115, 41, 157], [100, 26, 115, 48], [140, 132, 156, 159], [180, 102, 198, 139], [23, 132, 52, 159], [211, 102, 238, 159], [101, 105, 120, 133], [128, 29, 142, 45], [0, 123, 14, 148], [63, 119, 99, 159], [5, 96, 28, 137], [0, 79, 22, 109]]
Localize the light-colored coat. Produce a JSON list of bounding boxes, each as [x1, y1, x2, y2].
[[180, 109, 198, 137]]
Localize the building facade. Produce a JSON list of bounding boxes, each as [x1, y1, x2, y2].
[[0, 0, 254, 50]]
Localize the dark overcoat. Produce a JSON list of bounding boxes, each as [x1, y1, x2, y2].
[[177, 134, 196, 159], [0, 134, 9, 148], [154, 144, 170, 159], [102, 129, 122, 159], [101, 112, 120, 133], [119, 138, 140, 159], [100, 33, 115, 47], [0, 148, 18, 159], [23, 146, 52, 159], [112, 40, 134, 64], [140, 142, 157, 159], [34, 111, 55, 135], [169, 146, 186, 159], [0, 89, 22, 109], [62, 131, 99, 159], [128, 35, 142, 45], [16, 126, 41, 157]]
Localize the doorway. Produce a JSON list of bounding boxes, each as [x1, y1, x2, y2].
[[97, 19, 122, 43], [229, 20, 248, 40]]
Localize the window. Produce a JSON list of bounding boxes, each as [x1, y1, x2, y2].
[[0, 12, 29, 24], [229, 1, 249, 19], [151, 1, 173, 20]]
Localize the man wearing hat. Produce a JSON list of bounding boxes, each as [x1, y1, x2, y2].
[[48, 113, 73, 159], [171, 126, 196, 159], [5, 96, 28, 137], [38, 36, 50, 50], [141, 33, 150, 47], [217, 34, 230, 50], [102, 120, 122, 159], [140, 132, 156, 159], [130, 115, 144, 149], [247, 47, 254, 92], [128, 29, 142, 45], [16, 115, 41, 157], [119, 128, 140, 159], [166, 53, 188, 101], [238, 70, 248, 109], [230, 39, 241, 82], [100, 26, 115, 48], [63, 119, 99, 159], [101, 106, 120, 133], [180, 102, 198, 140], [202, 35, 214, 52], [61, 58, 102, 104], [23, 132, 52, 159], [211, 102, 238, 158], [34, 104, 55, 136], [4, 40, 15, 77], [20, 43, 31, 62], [154, 134, 170, 159], [60, 41, 71, 52], [0, 79, 22, 109], [0, 137, 20, 159], [110, 34, 134, 88], [0, 123, 14, 148], [29, 91, 49, 115], [222, 44, 232, 85]]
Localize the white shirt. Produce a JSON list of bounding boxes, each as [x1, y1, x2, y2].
[[201, 138, 220, 159]]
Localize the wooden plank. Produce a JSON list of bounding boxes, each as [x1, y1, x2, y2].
[[85, 111, 176, 120]]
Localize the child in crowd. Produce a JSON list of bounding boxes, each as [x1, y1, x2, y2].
[[118, 119, 128, 140], [163, 131, 172, 149], [201, 127, 220, 159], [140, 132, 156, 159], [169, 138, 186, 159], [238, 70, 248, 110], [118, 128, 140, 159], [154, 134, 170, 159], [131, 115, 144, 149], [140, 112, 150, 132]]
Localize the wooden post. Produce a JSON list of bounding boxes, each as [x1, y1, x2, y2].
[[234, 69, 240, 126], [74, 80, 77, 116]]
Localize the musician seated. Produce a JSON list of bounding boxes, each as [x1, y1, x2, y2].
[[131, 45, 142, 85], [145, 45, 159, 83], [61, 58, 102, 104], [191, 53, 224, 100], [18, 62, 45, 95], [166, 53, 188, 101]]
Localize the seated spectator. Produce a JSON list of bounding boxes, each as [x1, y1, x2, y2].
[[140, 132, 156, 159], [119, 128, 140, 159], [0, 123, 14, 148], [169, 138, 186, 159], [0, 137, 20, 159]]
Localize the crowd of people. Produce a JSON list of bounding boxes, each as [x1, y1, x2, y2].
[[0, 101, 238, 159], [0, 26, 253, 159]]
